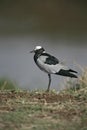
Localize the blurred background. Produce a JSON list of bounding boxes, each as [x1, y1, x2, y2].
[[0, 0, 87, 90]]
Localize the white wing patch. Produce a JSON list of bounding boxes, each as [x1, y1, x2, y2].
[[38, 55, 48, 62]]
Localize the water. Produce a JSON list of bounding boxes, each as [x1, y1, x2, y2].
[[0, 1, 87, 90], [0, 35, 87, 90]]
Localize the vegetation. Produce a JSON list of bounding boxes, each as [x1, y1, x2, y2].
[[0, 77, 17, 90], [0, 68, 87, 130]]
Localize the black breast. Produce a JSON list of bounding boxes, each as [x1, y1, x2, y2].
[[34, 54, 38, 64]]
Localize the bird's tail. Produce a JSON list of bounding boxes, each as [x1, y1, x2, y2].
[[56, 69, 78, 78]]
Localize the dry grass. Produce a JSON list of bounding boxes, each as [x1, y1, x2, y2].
[[0, 69, 87, 130]]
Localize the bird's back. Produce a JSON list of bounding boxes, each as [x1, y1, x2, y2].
[[34, 53, 66, 74]]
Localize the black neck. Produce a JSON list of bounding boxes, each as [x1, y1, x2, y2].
[[34, 48, 45, 63]]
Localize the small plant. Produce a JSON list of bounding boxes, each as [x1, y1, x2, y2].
[[0, 77, 17, 90]]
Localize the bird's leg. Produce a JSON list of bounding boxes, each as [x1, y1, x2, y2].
[[46, 74, 51, 92]]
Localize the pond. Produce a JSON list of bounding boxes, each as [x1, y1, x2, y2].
[[0, 35, 87, 90]]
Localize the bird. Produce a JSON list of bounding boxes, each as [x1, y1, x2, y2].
[[30, 46, 77, 92]]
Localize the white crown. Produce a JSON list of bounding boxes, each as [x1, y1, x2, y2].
[[35, 46, 42, 50]]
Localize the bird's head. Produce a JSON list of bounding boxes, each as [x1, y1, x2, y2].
[[30, 46, 45, 54]]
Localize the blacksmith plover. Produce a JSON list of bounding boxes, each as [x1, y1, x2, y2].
[[30, 46, 77, 92]]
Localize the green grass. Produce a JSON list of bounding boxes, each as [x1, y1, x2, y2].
[[0, 77, 17, 90], [0, 69, 87, 130]]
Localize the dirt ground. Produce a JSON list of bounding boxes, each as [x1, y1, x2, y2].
[[0, 90, 87, 130]]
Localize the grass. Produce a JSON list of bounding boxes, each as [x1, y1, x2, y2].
[[0, 77, 17, 90], [0, 68, 87, 130]]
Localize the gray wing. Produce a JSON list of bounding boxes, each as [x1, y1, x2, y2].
[[37, 55, 67, 74], [41, 53, 59, 65]]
